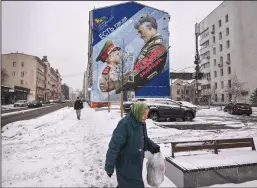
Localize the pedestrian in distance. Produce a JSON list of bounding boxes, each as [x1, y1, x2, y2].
[[105, 102, 160, 188], [74, 97, 84, 120]]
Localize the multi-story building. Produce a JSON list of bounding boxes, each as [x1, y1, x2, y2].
[[198, 1, 257, 104], [1, 53, 62, 103], [42, 56, 62, 101]]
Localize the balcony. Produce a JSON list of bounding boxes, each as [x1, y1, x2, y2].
[[201, 67, 211, 74], [200, 78, 211, 85], [199, 45, 215, 56]]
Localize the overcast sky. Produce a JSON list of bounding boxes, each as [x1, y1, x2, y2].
[[2, 1, 222, 90]]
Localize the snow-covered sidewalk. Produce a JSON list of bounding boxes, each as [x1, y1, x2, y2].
[[2, 105, 175, 187], [2, 105, 257, 187]]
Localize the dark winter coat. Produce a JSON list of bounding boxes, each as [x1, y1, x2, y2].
[[105, 112, 159, 188], [74, 100, 83, 110]]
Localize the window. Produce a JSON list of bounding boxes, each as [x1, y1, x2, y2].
[[226, 40, 230, 48], [215, 94, 218, 102], [229, 93, 232, 101], [21, 62, 24, 67], [214, 71, 217, 77], [177, 89, 180, 95], [226, 27, 229, 36], [227, 53, 231, 62], [220, 56, 223, 64], [228, 66, 231, 74], [225, 14, 229, 23], [219, 32, 222, 40], [12, 71, 16, 76], [220, 44, 223, 52], [13, 62, 16, 67], [221, 81, 224, 89], [213, 36, 215, 43], [213, 47, 216, 54], [228, 80, 231, 88], [206, 73, 211, 80], [186, 90, 189, 95], [21, 80, 24, 85], [219, 20, 222, 27], [214, 59, 217, 66], [221, 94, 225, 102], [215, 82, 218, 89], [220, 69, 223, 76], [212, 24, 215, 33], [21, 71, 24, 77]]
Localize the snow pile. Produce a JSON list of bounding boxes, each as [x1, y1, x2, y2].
[[2, 104, 23, 110], [2, 105, 257, 187], [211, 180, 257, 187]]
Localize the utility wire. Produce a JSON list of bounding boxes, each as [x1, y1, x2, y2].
[[62, 71, 85, 77]]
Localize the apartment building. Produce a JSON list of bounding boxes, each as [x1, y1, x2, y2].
[[1, 53, 62, 103], [42, 56, 62, 101], [198, 1, 257, 104]]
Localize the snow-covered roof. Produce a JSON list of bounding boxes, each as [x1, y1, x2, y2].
[[171, 78, 195, 85], [171, 79, 178, 84]]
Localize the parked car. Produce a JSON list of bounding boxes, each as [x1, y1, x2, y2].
[[224, 102, 252, 116], [43, 100, 51, 104], [146, 101, 196, 122], [13, 100, 28, 107], [28, 100, 43, 108], [123, 98, 173, 113], [178, 101, 198, 111]]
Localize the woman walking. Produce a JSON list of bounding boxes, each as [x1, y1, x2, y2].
[[105, 102, 160, 188]]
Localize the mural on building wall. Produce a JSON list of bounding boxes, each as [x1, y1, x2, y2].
[[92, 2, 170, 102]]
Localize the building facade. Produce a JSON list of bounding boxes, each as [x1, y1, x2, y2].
[[42, 56, 62, 101], [198, 1, 257, 104], [1, 53, 62, 103], [171, 79, 196, 102]]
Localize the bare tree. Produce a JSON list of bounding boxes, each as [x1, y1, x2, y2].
[[224, 75, 243, 103], [201, 87, 218, 107], [1, 68, 9, 83]]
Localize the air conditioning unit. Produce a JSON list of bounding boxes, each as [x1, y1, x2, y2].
[[211, 31, 215, 34], [206, 56, 210, 59], [218, 63, 223, 67], [226, 61, 231, 65]]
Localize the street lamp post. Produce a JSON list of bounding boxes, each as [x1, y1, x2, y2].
[[108, 73, 110, 113], [120, 37, 125, 118], [194, 23, 201, 105]]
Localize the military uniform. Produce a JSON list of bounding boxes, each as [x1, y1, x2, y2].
[[96, 40, 121, 92], [115, 33, 168, 94], [99, 64, 121, 92]]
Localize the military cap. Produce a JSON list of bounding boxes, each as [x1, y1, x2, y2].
[[96, 40, 121, 62]]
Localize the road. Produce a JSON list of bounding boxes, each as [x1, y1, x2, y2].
[[1, 104, 55, 114], [1, 103, 68, 127]]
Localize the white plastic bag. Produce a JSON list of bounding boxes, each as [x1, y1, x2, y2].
[[146, 152, 166, 187]]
